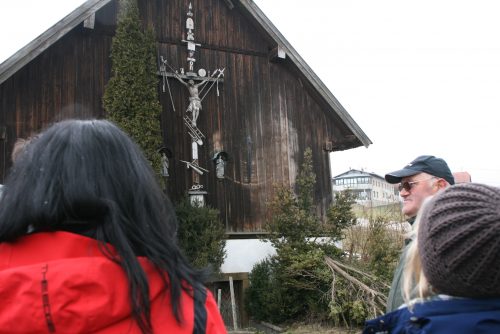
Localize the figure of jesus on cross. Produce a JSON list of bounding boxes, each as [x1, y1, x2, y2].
[[174, 76, 209, 127]]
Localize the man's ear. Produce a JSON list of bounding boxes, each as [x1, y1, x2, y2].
[[436, 178, 448, 190]]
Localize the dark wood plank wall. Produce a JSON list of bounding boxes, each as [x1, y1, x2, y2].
[[0, 0, 355, 232], [154, 0, 345, 231], [0, 33, 113, 177]]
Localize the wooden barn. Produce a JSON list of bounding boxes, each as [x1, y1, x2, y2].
[[0, 0, 371, 237]]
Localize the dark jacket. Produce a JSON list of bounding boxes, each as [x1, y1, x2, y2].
[[386, 217, 416, 312], [364, 296, 500, 334], [386, 242, 410, 312]]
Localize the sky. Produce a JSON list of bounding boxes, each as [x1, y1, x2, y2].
[[2, 0, 500, 186], [253, 0, 500, 186]]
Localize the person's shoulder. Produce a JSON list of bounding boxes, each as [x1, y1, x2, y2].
[[410, 295, 500, 319], [408, 297, 500, 333], [363, 307, 412, 333]]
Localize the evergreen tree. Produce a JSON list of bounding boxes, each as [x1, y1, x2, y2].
[[103, 0, 163, 174], [251, 148, 332, 322], [247, 148, 364, 325], [265, 148, 320, 251], [326, 190, 357, 241], [296, 148, 316, 212]]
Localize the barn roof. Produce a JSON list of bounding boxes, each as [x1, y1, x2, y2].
[[0, 0, 371, 148], [0, 0, 110, 86]]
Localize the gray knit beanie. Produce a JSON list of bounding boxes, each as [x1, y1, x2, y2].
[[418, 183, 500, 298]]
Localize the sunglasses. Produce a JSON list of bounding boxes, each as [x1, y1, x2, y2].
[[398, 177, 437, 192]]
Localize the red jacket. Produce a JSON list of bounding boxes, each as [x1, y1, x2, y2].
[[0, 231, 227, 334]]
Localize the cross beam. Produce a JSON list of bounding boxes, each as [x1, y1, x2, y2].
[[157, 71, 223, 83]]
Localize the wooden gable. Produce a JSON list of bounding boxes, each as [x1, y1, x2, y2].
[[0, 0, 371, 234]]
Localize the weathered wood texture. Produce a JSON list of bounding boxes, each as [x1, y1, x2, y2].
[[0, 0, 360, 233], [0, 0, 117, 179]]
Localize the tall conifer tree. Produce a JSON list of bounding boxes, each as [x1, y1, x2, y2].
[[103, 0, 162, 174]]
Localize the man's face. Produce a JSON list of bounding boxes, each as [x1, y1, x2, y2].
[[399, 173, 439, 217]]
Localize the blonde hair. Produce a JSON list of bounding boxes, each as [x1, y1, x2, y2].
[[402, 196, 435, 306], [10, 137, 33, 162]]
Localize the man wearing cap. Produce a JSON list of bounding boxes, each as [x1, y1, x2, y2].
[[384, 155, 454, 312]]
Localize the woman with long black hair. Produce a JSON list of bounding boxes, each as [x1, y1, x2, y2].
[[0, 119, 226, 333]]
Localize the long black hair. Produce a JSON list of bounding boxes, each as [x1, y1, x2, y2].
[[0, 119, 205, 333]]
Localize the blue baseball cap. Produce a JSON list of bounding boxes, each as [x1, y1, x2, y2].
[[385, 155, 455, 185]]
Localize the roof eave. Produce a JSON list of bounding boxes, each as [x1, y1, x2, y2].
[[0, 0, 112, 85]]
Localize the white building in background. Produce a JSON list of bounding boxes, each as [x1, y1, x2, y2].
[[332, 169, 400, 207]]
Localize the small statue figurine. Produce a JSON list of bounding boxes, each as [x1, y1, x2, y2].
[[161, 152, 169, 177], [215, 156, 225, 179]]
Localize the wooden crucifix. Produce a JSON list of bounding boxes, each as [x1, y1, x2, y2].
[[159, 2, 224, 203]]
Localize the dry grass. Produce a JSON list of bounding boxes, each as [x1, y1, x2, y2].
[[282, 324, 361, 334], [243, 321, 362, 334]]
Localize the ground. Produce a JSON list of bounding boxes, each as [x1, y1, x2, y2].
[[281, 324, 360, 333], [235, 323, 362, 334]]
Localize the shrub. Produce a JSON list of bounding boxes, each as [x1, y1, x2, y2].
[[246, 148, 399, 328], [363, 217, 402, 282], [247, 148, 353, 325], [175, 198, 226, 273], [245, 258, 286, 323], [246, 248, 332, 324]]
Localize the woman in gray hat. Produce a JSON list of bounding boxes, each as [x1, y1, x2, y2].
[[364, 183, 500, 334]]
